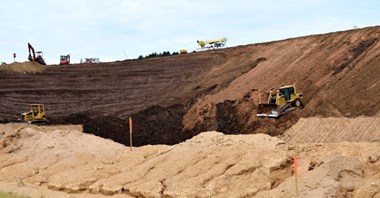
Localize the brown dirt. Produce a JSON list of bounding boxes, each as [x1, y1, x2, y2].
[[1, 124, 379, 197], [0, 26, 379, 146], [282, 116, 380, 144], [82, 104, 195, 146], [183, 26, 380, 136], [0, 61, 45, 74]]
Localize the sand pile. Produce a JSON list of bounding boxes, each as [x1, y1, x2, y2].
[[0, 124, 379, 197], [0, 61, 45, 73]]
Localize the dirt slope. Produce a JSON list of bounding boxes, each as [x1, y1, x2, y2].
[[0, 26, 379, 145], [1, 124, 380, 197], [183, 26, 380, 135], [282, 116, 380, 144]]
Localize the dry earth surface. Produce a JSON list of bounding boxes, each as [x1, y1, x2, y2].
[[0, 26, 379, 146], [283, 116, 380, 144], [0, 62, 45, 74], [0, 27, 380, 197], [0, 124, 380, 198]]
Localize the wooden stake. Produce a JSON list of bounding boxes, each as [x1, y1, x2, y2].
[[129, 116, 133, 151], [258, 90, 261, 104]]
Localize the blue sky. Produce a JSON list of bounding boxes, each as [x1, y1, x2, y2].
[[1, 0, 379, 64]]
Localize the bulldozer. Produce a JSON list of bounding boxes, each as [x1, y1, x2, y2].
[[12, 104, 48, 124], [28, 43, 46, 65], [256, 85, 304, 118]]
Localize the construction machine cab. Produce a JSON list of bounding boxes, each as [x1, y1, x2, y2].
[[36, 51, 43, 59], [60, 54, 70, 65]]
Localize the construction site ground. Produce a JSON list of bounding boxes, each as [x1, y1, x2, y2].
[[0, 26, 380, 197]]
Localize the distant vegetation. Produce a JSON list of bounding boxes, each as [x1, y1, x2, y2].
[[138, 51, 180, 60], [0, 191, 30, 198]]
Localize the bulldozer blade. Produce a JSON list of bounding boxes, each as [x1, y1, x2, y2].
[[9, 119, 47, 125], [9, 119, 29, 124], [256, 103, 280, 118], [256, 103, 281, 118], [30, 120, 47, 125], [256, 113, 280, 118]]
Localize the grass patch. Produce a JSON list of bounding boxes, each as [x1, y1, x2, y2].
[[0, 191, 30, 198]]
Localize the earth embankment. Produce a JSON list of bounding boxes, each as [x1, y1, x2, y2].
[[0, 27, 379, 145]]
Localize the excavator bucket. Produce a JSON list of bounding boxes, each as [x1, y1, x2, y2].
[[256, 104, 281, 118]]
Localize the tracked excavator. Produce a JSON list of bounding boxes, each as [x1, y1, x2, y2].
[[197, 37, 227, 48], [28, 43, 46, 65], [256, 85, 304, 118]]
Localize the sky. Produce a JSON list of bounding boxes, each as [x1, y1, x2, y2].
[[1, 0, 379, 64]]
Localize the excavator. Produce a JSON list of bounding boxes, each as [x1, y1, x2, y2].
[[256, 85, 304, 118], [12, 104, 48, 124], [28, 43, 46, 65], [197, 37, 227, 48], [60, 54, 70, 65]]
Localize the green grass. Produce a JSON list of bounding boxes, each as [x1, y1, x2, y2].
[[0, 191, 30, 198]]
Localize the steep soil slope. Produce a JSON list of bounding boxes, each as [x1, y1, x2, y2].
[[0, 51, 260, 123], [184, 26, 380, 135], [0, 26, 379, 145], [1, 125, 379, 197]]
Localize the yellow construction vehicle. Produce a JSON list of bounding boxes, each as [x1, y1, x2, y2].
[[179, 49, 188, 54], [13, 104, 48, 124], [256, 85, 304, 118], [197, 37, 227, 48]]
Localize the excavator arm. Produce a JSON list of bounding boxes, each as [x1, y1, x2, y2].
[[28, 43, 36, 61], [27, 43, 46, 65]]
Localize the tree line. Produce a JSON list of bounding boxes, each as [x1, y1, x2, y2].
[[137, 51, 180, 60]]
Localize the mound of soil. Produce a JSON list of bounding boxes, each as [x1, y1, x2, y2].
[[0, 61, 45, 73], [1, 125, 380, 197]]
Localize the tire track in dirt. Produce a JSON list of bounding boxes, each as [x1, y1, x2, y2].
[[282, 116, 380, 144]]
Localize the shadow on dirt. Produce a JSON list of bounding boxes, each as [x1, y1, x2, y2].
[[82, 104, 196, 146], [79, 99, 299, 147]]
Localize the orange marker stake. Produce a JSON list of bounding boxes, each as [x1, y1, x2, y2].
[[129, 116, 133, 151], [258, 90, 261, 104], [294, 154, 300, 198]]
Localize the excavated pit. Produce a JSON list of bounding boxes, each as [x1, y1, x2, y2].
[[81, 99, 299, 146]]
